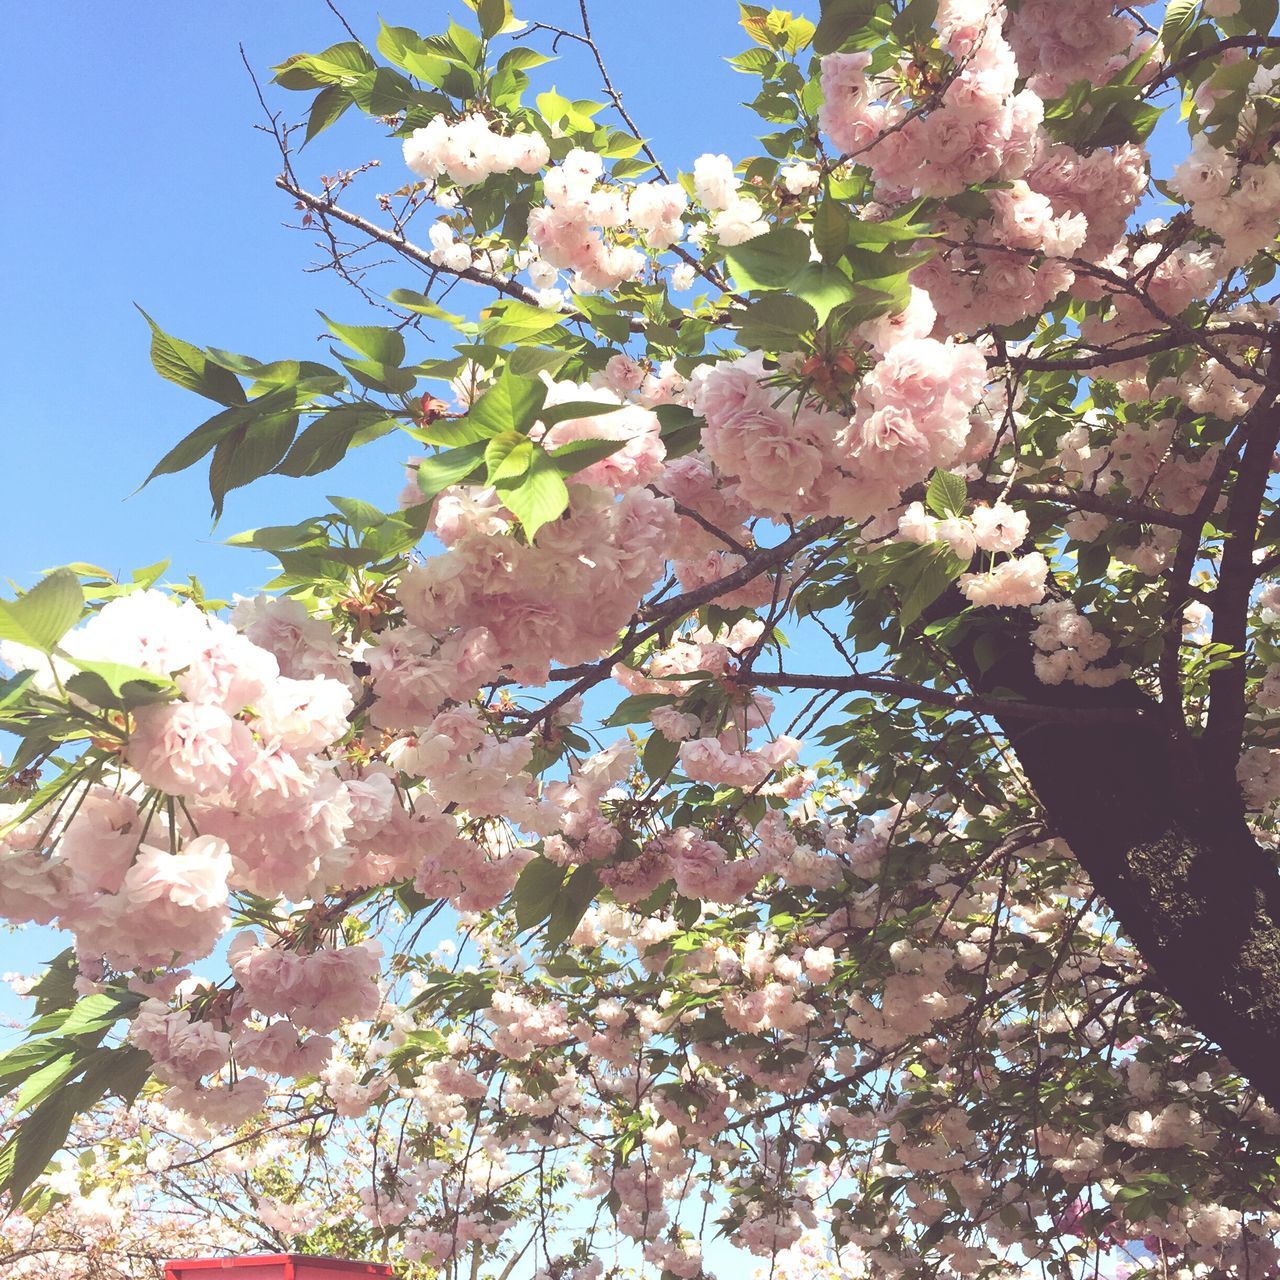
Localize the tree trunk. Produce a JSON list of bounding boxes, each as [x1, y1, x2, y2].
[[952, 617, 1280, 1102]]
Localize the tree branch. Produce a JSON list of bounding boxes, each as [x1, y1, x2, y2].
[[736, 671, 1145, 724], [1203, 334, 1280, 783]]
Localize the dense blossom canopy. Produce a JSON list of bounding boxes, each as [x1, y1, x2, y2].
[[5, 1, 1280, 1278]]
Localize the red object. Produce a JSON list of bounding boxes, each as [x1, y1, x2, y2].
[[166, 1257, 395, 1280]]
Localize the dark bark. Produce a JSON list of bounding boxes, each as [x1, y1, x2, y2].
[[947, 615, 1280, 1102]]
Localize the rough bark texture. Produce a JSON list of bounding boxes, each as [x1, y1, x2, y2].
[[951, 619, 1280, 1102]]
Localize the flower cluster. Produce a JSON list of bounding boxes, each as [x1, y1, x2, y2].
[[403, 113, 550, 186]]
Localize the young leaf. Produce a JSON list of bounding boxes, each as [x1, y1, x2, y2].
[[319, 312, 406, 367], [490, 442, 570, 541], [925, 470, 968, 519], [137, 308, 246, 406], [723, 226, 811, 290], [467, 372, 548, 435], [0, 570, 84, 653], [416, 440, 490, 501]]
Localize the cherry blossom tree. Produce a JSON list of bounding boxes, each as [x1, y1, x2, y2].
[[5, 0, 1280, 1277]]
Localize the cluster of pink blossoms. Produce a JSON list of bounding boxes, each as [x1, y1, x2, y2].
[[1030, 600, 1129, 687], [818, 0, 1042, 199], [1173, 133, 1280, 266], [691, 328, 989, 525], [403, 113, 550, 186], [527, 149, 687, 291], [0, 592, 357, 965]]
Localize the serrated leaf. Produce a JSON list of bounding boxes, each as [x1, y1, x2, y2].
[[898, 544, 968, 628], [56, 993, 139, 1038], [813, 199, 851, 263], [467, 372, 548, 435], [813, 0, 881, 53], [388, 289, 465, 328], [304, 85, 352, 144], [137, 308, 245, 406], [0, 1085, 84, 1205], [15, 1054, 80, 1113], [538, 400, 625, 429], [0, 570, 84, 653], [416, 440, 489, 501], [489, 442, 570, 541], [513, 855, 566, 930], [208, 413, 300, 517], [545, 865, 600, 948], [723, 226, 811, 290], [547, 436, 627, 475], [792, 263, 858, 326], [925, 470, 967, 519], [319, 312, 406, 367], [63, 659, 178, 711], [1161, 0, 1200, 51], [272, 41, 375, 90]]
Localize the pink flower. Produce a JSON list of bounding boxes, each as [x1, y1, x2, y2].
[[127, 702, 248, 798], [970, 502, 1029, 553], [959, 552, 1049, 607]]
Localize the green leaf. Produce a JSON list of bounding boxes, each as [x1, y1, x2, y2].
[[813, 199, 851, 263], [480, 300, 566, 345], [496, 47, 552, 74], [538, 400, 625, 429], [736, 293, 818, 348], [226, 521, 325, 551], [925, 470, 968, 519], [329, 496, 387, 532], [304, 85, 352, 144], [508, 347, 571, 379], [547, 436, 627, 476], [15, 1054, 79, 1113], [604, 693, 674, 727], [0, 1085, 83, 1205], [898, 544, 968, 628], [277, 407, 397, 479], [0, 570, 84, 654], [376, 23, 454, 83], [813, 0, 881, 53], [137, 309, 245, 406], [513, 855, 567, 930], [208, 413, 300, 517], [723, 226, 811, 290], [545, 866, 601, 948], [791, 264, 858, 326], [0, 669, 35, 712], [489, 442, 570, 541], [57, 992, 139, 1038], [467, 372, 548, 436], [388, 289, 465, 328], [349, 67, 415, 116], [1161, 0, 1200, 52], [476, 0, 513, 38], [726, 47, 777, 75], [63, 659, 178, 711], [416, 440, 490, 501], [143, 403, 252, 486], [272, 42, 375, 90], [484, 431, 528, 481], [320, 312, 406, 367]]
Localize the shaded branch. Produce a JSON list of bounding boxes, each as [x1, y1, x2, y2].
[[735, 671, 1145, 724]]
